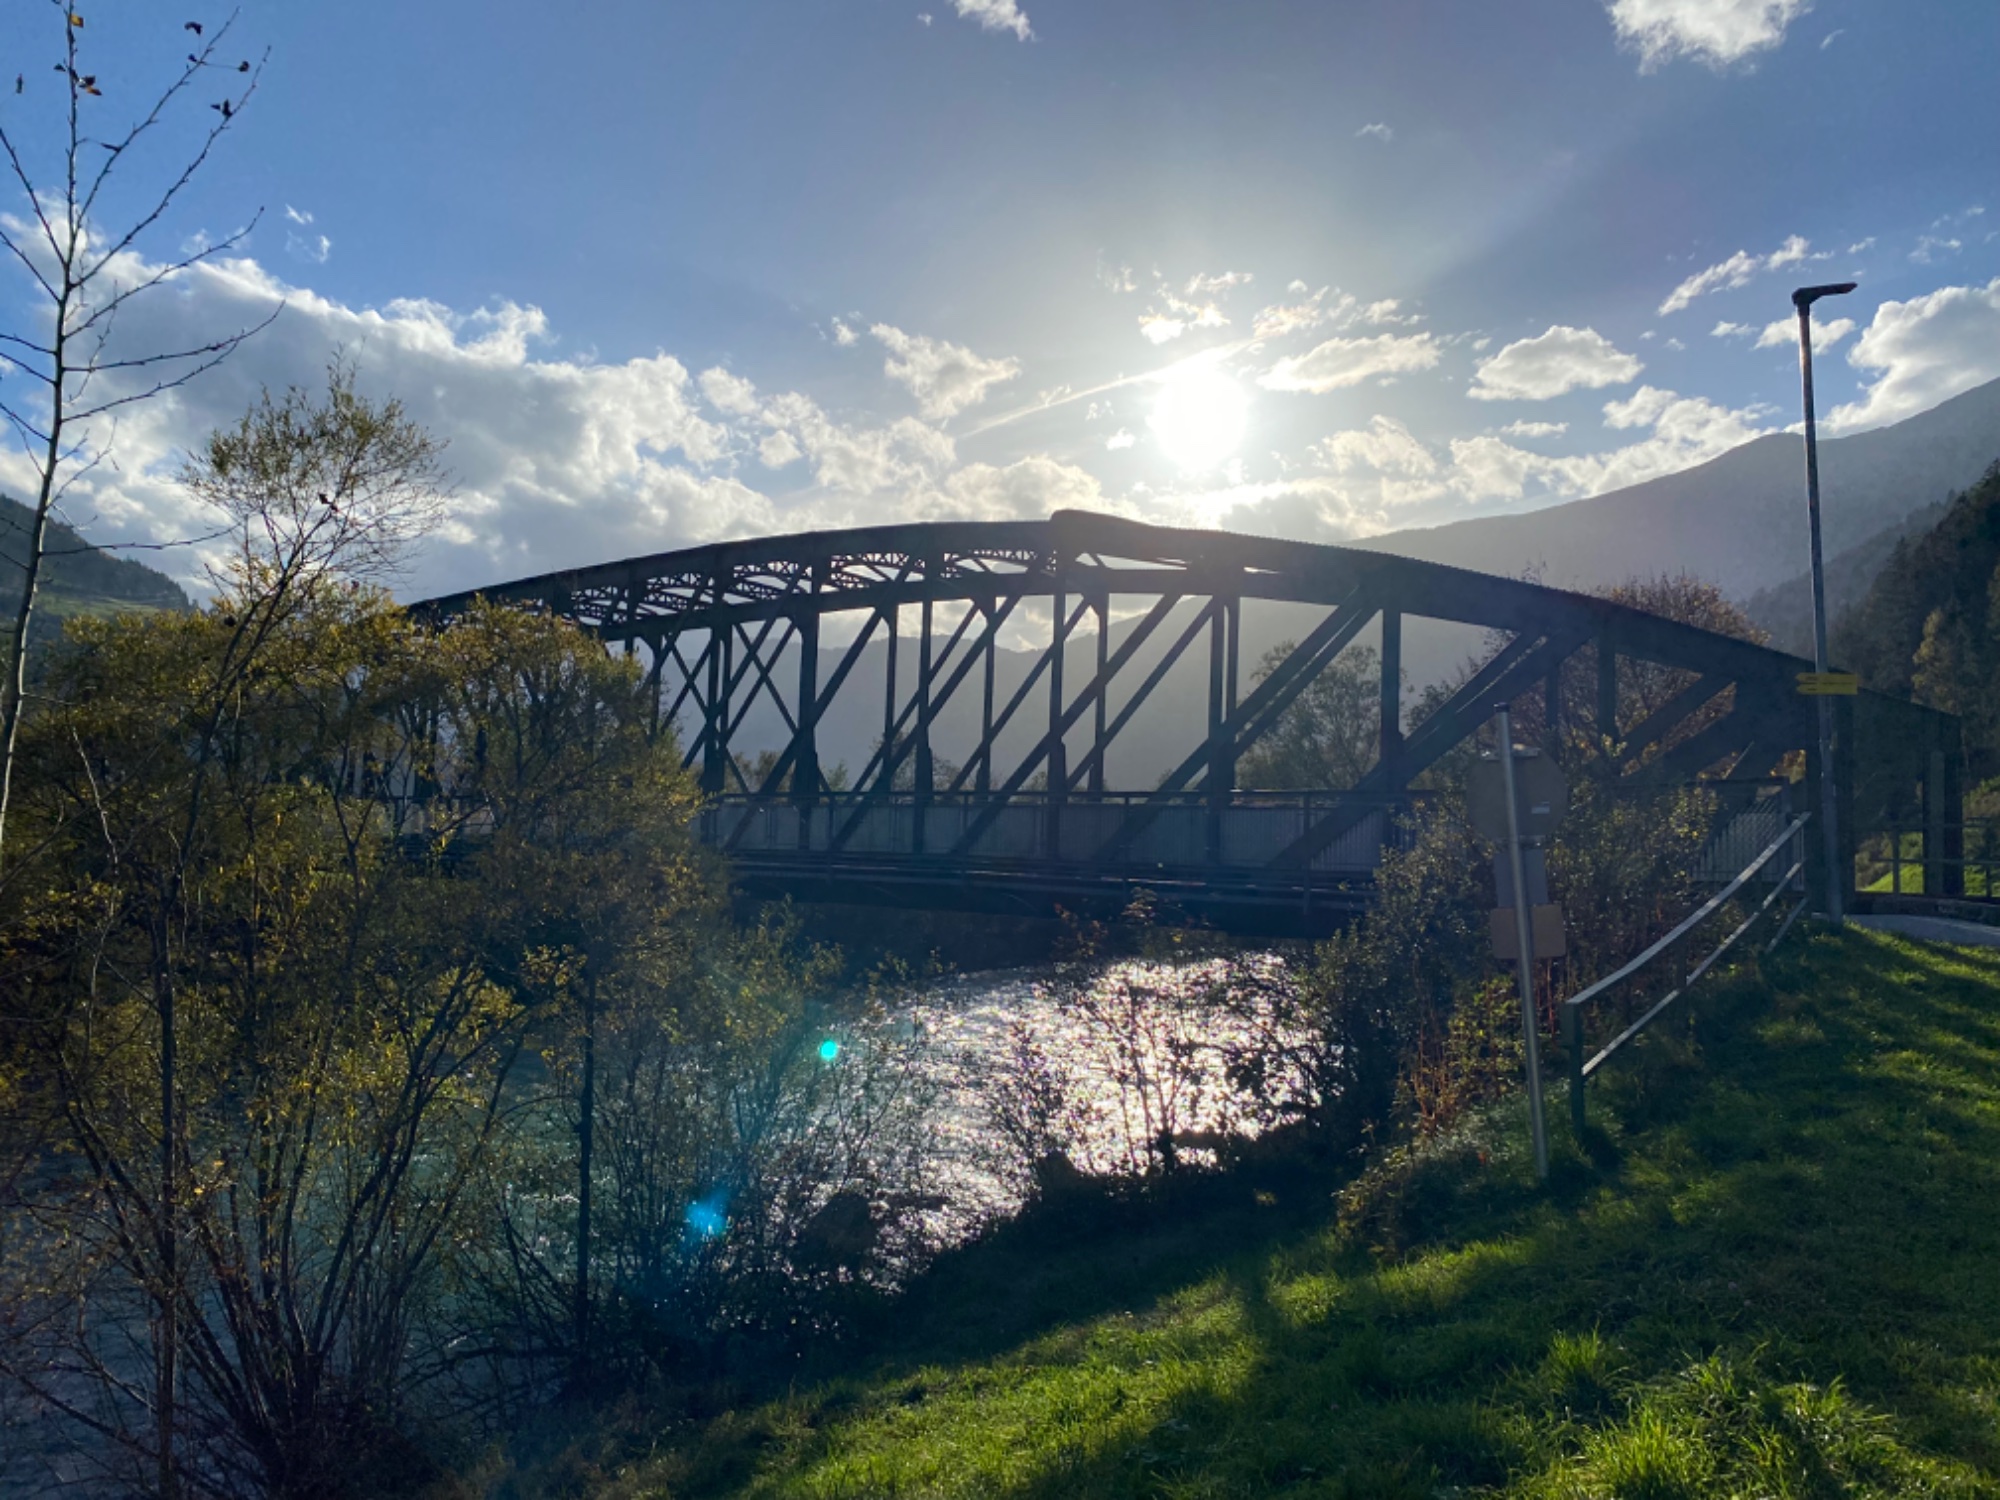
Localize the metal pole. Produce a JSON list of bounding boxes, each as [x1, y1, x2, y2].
[[1795, 284, 1853, 924], [1496, 705, 1549, 1181]]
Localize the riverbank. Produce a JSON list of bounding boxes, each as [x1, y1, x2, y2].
[[495, 926, 2000, 1498]]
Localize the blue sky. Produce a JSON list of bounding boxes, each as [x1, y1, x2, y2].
[[3, 0, 1998, 600]]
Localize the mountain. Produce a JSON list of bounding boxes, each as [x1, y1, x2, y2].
[[1, 495, 192, 648], [1352, 375, 2000, 603], [1744, 499, 1950, 658]]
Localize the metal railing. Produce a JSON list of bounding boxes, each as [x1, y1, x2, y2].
[[1563, 812, 1812, 1132], [1862, 817, 2000, 900]]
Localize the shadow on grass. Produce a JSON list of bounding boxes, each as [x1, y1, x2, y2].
[[516, 928, 2000, 1499]]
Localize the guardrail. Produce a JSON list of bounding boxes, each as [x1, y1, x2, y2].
[[1563, 813, 1812, 1132], [1864, 816, 2000, 900]]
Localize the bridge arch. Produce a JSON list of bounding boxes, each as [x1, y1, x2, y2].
[[412, 510, 1958, 930]]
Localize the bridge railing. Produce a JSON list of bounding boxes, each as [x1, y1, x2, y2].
[[697, 790, 1421, 875]]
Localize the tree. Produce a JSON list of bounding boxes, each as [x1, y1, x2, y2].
[[1237, 644, 1387, 790], [0, 1, 277, 876], [0, 370, 446, 1498]]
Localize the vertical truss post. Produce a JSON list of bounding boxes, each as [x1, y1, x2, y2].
[[1205, 594, 1234, 863], [1046, 564, 1070, 857], [1836, 693, 1857, 911], [1089, 589, 1109, 797], [914, 595, 935, 853], [1545, 658, 1562, 752], [880, 603, 900, 794], [792, 601, 820, 808], [701, 622, 727, 796], [643, 634, 666, 742], [1379, 607, 1403, 779], [1596, 640, 1618, 750], [978, 596, 996, 795], [1942, 716, 1966, 897]]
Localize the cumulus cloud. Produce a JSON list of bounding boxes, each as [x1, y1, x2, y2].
[[952, 0, 1032, 40], [1659, 235, 1811, 314], [1314, 416, 1437, 478], [699, 366, 761, 416], [831, 318, 859, 347], [1606, 0, 1813, 70], [1258, 332, 1440, 394], [1829, 278, 2000, 431], [1754, 315, 1851, 349], [870, 323, 1022, 420], [0, 241, 1120, 600], [1711, 321, 1752, 338], [1270, 386, 1768, 527], [1356, 122, 1395, 142], [1106, 429, 1136, 451], [1468, 326, 1642, 401], [1500, 420, 1568, 438], [758, 431, 803, 469]]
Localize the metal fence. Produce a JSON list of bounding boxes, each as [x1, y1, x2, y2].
[[698, 790, 1413, 876], [1861, 817, 2000, 900], [1563, 812, 1812, 1132]]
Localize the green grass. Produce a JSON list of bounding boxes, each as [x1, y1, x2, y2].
[[518, 929, 2000, 1499]]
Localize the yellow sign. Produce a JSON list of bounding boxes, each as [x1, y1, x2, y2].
[[1797, 672, 1860, 696]]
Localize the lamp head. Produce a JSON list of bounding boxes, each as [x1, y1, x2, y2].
[[1793, 282, 1858, 310]]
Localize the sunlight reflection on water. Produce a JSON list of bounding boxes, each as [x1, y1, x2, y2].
[[903, 954, 1297, 1245]]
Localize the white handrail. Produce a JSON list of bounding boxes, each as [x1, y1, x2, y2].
[[1565, 813, 1811, 1013]]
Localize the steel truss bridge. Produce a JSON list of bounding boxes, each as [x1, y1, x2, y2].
[[412, 510, 1962, 933]]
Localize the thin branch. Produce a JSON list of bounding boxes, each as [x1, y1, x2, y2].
[[65, 309, 281, 424]]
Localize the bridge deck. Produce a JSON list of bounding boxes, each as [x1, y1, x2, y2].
[[701, 792, 1405, 933]]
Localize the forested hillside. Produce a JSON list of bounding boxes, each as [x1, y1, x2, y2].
[[1833, 461, 2000, 775], [0, 493, 190, 644]]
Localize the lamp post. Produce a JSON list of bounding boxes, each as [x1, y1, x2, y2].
[[1793, 280, 1857, 925]]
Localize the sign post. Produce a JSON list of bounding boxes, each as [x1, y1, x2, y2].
[[1470, 706, 1563, 1182]]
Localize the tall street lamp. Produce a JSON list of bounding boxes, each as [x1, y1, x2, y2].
[[1794, 280, 1857, 924]]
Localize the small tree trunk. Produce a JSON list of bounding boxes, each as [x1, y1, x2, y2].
[[574, 979, 596, 1382], [0, 297, 69, 873], [153, 920, 178, 1500]]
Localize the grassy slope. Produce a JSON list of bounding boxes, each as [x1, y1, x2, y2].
[[542, 930, 2000, 1499]]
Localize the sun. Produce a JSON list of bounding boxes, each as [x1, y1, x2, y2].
[[1148, 359, 1250, 474]]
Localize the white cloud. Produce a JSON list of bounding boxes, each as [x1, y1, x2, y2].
[[1314, 415, 1437, 477], [1847, 238, 1876, 254], [1258, 332, 1440, 393], [1820, 27, 1842, 46], [1468, 326, 1643, 401], [699, 366, 761, 416], [918, 12, 933, 24], [931, 455, 1110, 522], [831, 318, 859, 347], [1251, 286, 1350, 340], [1606, 0, 1813, 70], [952, 0, 1032, 40], [1659, 235, 1812, 314], [1753, 315, 1851, 350], [281, 206, 330, 264], [1356, 122, 1395, 143], [1911, 235, 1963, 265], [1500, 420, 1568, 438], [870, 323, 1022, 420], [1185, 270, 1253, 295], [1711, 321, 1752, 338], [758, 430, 803, 469], [1452, 386, 1770, 500], [1829, 278, 2000, 431], [1106, 429, 1136, 451], [1139, 315, 1188, 346]]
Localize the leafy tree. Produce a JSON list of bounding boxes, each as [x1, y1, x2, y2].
[[1835, 461, 2000, 774], [1237, 645, 1388, 790]]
